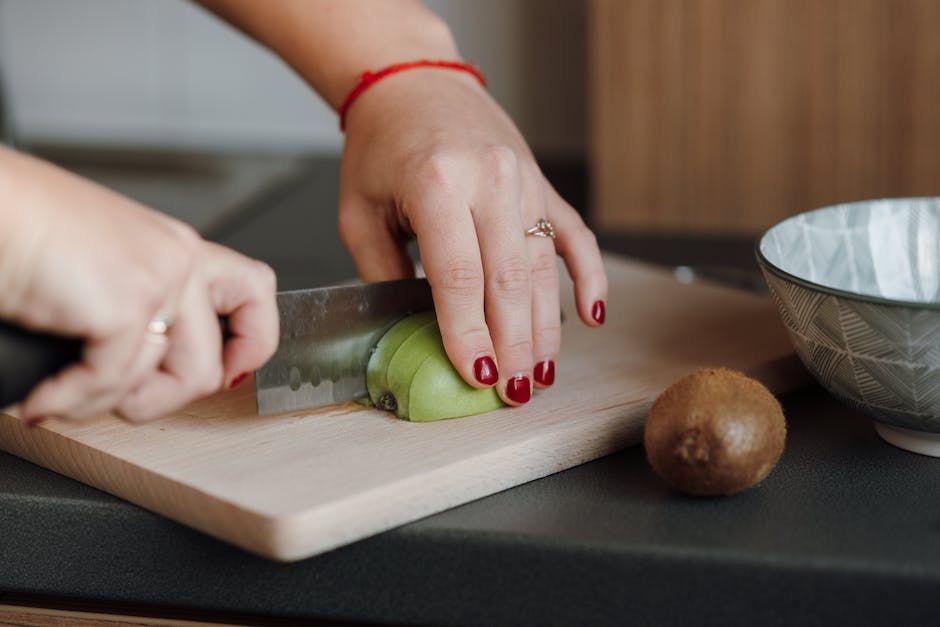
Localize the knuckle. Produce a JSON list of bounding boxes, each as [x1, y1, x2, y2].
[[251, 260, 278, 294], [162, 223, 202, 273], [500, 336, 534, 360], [433, 260, 483, 298], [489, 260, 530, 298], [132, 231, 201, 310], [83, 364, 125, 396], [479, 145, 519, 184], [415, 152, 461, 190], [533, 322, 562, 350], [529, 254, 559, 286], [175, 221, 202, 248], [90, 377, 122, 398], [135, 281, 170, 317]]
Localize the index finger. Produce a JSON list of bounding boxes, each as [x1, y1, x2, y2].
[[409, 193, 498, 391], [203, 242, 280, 388]]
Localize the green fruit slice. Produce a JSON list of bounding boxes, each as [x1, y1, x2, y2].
[[366, 312, 505, 421], [367, 310, 436, 407], [407, 346, 503, 422], [385, 321, 444, 418]]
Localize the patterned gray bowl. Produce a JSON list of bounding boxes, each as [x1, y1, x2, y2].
[[756, 197, 940, 456]]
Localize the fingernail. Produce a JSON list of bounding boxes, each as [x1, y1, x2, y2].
[[474, 356, 498, 386], [506, 375, 531, 404], [534, 360, 555, 386], [592, 300, 606, 325], [229, 372, 250, 389], [25, 417, 46, 429]]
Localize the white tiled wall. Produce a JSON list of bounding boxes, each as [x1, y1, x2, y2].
[[0, 0, 586, 157]]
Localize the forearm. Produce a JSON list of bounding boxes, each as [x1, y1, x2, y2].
[[193, 0, 460, 110], [0, 148, 53, 320]]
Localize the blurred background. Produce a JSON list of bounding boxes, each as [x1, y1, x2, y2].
[[1, 0, 939, 274], [0, 0, 586, 158], [0, 0, 592, 286]]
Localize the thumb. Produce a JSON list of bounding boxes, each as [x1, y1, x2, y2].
[[338, 198, 415, 282]]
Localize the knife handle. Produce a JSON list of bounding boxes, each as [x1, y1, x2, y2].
[[0, 320, 83, 408], [0, 316, 231, 409]]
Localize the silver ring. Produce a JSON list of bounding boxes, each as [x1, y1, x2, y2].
[[145, 313, 174, 344], [525, 218, 556, 239]]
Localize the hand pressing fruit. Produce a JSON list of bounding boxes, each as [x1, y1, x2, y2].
[[366, 312, 504, 422], [644, 368, 786, 496]]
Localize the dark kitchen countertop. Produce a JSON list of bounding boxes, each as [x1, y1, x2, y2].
[[3, 153, 940, 626]]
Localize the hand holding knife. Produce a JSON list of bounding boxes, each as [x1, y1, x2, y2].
[[0, 278, 433, 416]]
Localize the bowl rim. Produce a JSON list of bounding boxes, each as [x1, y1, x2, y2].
[[755, 197, 940, 311]]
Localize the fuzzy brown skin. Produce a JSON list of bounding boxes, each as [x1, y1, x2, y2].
[[644, 368, 786, 496]]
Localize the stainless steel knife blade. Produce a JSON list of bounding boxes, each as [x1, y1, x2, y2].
[[255, 278, 434, 415]]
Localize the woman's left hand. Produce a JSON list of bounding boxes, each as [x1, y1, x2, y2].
[[338, 68, 608, 406]]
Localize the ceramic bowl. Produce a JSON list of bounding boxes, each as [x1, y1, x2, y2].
[[756, 198, 940, 456]]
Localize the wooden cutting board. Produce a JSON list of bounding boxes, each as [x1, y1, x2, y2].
[[0, 254, 806, 561]]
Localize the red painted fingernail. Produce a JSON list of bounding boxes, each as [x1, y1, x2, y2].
[[229, 372, 250, 389], [592, 300, 606, 325], [534, 360, 555, 386], [506, 375, 531, 404], [474, 356, 499, 386], [25, 417, 46, 429]]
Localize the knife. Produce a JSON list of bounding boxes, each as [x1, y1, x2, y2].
[[255, 277, 433, 415], [0, 278, 434, 414]]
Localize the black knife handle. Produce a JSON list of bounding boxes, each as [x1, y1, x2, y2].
[[0, 315, 232, 409], [0, 320, 82, 408]]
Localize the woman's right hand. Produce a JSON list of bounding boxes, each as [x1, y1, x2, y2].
[[0, 148, 279, 423]]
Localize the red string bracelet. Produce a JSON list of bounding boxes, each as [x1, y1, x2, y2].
[[337, 60, 487, 131]]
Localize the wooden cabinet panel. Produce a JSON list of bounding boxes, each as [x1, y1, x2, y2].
[[589, 0, 940, 234]]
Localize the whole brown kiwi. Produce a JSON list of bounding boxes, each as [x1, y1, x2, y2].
[[644, 367, 786, 496]]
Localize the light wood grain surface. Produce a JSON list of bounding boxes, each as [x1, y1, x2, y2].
[[590, 0, 940, 234], [0, 255, 804, 561]]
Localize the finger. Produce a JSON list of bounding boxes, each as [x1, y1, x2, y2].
[[116, 285, 223, 422], [547, 186, 608, 327], [526, 233, 561, 389], [470, 150, 534, 406], [73, 327, 172, 418], [339, 195, 415, 282], [409, 192, 497, 391], [20, 320, 157, 421], [519, 171, 562, 390], [201, 243, 279, 388]]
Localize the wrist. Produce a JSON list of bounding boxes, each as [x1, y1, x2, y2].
[[340, 66, 489, 137], [338, 60, 486, 131]]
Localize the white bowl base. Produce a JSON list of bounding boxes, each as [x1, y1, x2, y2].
[[874, 422, 940, 457]]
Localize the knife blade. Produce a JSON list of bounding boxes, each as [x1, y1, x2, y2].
[[254, 277, 433, 415]]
